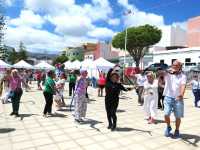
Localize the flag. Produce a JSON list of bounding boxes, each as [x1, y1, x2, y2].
[[123, 9, 133, 16]]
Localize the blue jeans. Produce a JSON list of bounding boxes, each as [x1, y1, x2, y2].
[[164, 96, 184, 118], [192, 89, 200, 107]]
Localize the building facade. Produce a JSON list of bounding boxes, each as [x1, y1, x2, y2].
[[83, 42, 119, 60], [187, 16, 200, 47], [63, 47, 84, 61], [153, 47, 200, 68]]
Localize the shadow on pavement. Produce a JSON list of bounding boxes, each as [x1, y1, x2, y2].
[[0, 128, 15, 133], [20, 113, 39, 120], [119, 96, 131, 99], [57, 108, 74, 112], [116, 109, 126, 113], [20, 101, 36, 105], [116, 127, 152, 135], [48, 112, 67, 118], [181, 134, 200, 147], [155, 119, 165, 124], [80, 119, 103, 132]]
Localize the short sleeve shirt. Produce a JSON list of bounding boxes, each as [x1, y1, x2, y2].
[[44, 77, 55, 94], [163, 73, 186, 98], [191, 80, 199, 90]]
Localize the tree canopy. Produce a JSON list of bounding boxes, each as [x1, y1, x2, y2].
[[17, 41, 28, 61], [53, 54, 69, 65], [112, 24, 162, 67]]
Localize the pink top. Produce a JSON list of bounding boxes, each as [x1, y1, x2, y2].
[[9, 76, 22, 91]]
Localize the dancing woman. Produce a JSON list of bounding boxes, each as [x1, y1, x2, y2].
[[105, 72, 128, 131]]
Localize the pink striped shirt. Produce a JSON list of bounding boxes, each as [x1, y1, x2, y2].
[[9, 76, 22, 91]]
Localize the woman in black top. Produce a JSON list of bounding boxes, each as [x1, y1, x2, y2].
[[105, 72, 128, 131]]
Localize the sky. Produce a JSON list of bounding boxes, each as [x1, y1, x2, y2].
[[2, 0, 200, 53]]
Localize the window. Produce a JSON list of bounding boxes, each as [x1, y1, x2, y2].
[[160, 60, 164, 64], [171, 59, 176, 65], [185, 58, 191, 63]]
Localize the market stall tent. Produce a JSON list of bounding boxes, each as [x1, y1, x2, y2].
[[70, 60, 81, 69], [13, 60, 33, 69], [34, 61, 55, 70], [64, 61, 72, 69], [93, 57, 115, 71], [0, 60, 12, 68]]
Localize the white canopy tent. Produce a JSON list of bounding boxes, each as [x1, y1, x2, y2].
[[64, 61, 72, 69], [13, 60, 33, 69], [0, 60, 12, 68], [70, 60, 81, 70], [93, 57, 115, 71], [34, 61, 55, 70], [81, 59, 95, 70]]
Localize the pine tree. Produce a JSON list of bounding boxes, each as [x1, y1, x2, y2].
[[0, 1, 6, 60], [17, 41, 28, 61]]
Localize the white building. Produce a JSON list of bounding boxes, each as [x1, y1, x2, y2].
[[155, 25, 187, 48], [153, 47, 200, 68]]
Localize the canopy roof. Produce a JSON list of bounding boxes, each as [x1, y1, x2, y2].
[[13, 60, 33, 69], [64, 61, 72, 69], [69, 60, 81, 69], [93, 57, 115, 70], [81, 59, 95, 69], [34, 61, 55, 70], [0, 60, 12, 68]]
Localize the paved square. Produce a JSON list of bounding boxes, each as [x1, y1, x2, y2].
[[0, 83, 200, 150]]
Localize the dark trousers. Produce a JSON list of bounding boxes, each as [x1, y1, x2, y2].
[[158, 90, 164, 109], [43, 91, 53, 114], [105, 99, 119, 128], [86, 87, 89, 99], [137, 86, 144, 105], [69, 82, 75, 96], [193, 89, 200, 107], [11, 88, 23, 114]]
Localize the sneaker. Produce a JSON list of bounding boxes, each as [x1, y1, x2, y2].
[[10, 112, 15, 116], [107, 125, 112, 129], [174, 130, 181, 139], [148, 118, 155, 124], [43, 114, 48, 118], [164, 126, 172, 137], [14, 113, 20, 117]]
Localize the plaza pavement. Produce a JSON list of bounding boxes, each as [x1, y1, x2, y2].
[[0, 83, 200, 150]]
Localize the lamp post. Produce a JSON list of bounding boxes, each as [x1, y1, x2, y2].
[[123, 10, 133, 81]]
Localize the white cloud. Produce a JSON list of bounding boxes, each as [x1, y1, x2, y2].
[[124, 10, 165, 27], [4, 25, 97, 52], [4, 0, 14, 6], [108, 18, 120, 26], [24, 0, 75, 14], [9, 10, 45, 28], [24, 0, 113, 37], [88, 27, 115, 38], [45, 14, 94, 37]]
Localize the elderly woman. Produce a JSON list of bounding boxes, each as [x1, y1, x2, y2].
[[9, 69, 25, 117], [143, 72, 158, 124], [74, 69, 88, 123]]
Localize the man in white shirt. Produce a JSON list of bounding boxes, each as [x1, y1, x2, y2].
[[161, 60, 186, 138]]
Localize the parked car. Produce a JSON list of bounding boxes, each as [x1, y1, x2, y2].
[[144, 63, 169, 72]]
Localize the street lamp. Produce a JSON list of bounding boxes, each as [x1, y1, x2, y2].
[[123, 10, 133, 81]]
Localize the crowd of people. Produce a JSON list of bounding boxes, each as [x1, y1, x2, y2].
[[0, 59, 199, 138]]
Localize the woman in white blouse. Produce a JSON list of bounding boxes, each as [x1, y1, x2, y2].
[[143, 72, 158, 124]]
